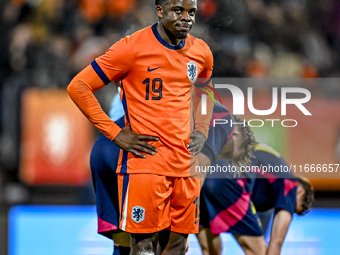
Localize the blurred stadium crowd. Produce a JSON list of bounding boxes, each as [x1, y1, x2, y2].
[[1, 0, 340, 204]]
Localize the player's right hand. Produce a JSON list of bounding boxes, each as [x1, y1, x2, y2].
[[113, 125, 159, 158]]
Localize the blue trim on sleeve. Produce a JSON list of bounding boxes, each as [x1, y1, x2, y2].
[[195, 74, 213, 87], [151, 23, 185, 50], [203, 75, 213, 85], [202, 73, 213, 85], [91, 60, 111, 85]]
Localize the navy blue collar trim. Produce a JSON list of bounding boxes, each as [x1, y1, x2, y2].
[[151, 23, 185, 50]]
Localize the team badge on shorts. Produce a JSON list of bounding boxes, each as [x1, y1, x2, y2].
[[132, 206, 145, 223], [187, 61, 198, 84]]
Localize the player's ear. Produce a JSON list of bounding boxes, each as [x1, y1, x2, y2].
[[156, 5, 164, 18], [297, 185, 305, 197]]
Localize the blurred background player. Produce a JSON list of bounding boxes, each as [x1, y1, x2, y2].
[[197, 115, 257, 180], [68, 0, 215, 254], [250, 144, 314, 255], [198, 142, 314, 255]]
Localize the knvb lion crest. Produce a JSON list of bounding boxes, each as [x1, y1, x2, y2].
[[132, 206, 145, 223], [187, 61, 198, 83]]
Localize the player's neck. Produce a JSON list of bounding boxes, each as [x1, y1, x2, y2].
[[156, 23, 182, 46]]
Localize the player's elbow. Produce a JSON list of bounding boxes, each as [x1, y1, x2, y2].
[[67, 78, 88, 100], [67, 83, 72, 96], [67, 78, 76, 97]]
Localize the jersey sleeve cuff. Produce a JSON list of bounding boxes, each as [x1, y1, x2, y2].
[[108, 122, 122, 141], [195, 127, 209, 140]]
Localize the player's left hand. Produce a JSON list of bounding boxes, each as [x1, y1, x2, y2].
[[188, 131, 206, 156]]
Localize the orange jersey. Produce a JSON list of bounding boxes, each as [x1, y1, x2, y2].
[[70, 24, 213, 177]]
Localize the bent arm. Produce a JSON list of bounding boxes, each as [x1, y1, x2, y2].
[[67, 65, 122, 141], [68, 65, 158, 157], [188, 85, 214, 155], [267, 209, 292, 255], [192, 85, 214, 139]]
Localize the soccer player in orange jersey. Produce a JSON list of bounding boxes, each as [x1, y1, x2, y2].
[[67, 0, 214, 254]]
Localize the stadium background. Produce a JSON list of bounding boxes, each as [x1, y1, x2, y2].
[[1, 0, 340, 254]]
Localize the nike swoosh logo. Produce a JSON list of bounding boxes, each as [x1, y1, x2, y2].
[[147, 66, 162, 72], [194, 219, 199, 224]]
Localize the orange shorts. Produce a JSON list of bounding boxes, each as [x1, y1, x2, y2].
[[117, 173, 200, 234]]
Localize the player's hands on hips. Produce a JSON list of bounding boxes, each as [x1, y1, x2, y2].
[[188, 131, 206, 156], [113, 125, 159, 158]]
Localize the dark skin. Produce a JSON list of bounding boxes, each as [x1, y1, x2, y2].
[[156, 0, 197, 45], [188, 130, 206, 155], [113, 125, 159, 158], [125, 1, 200, 254], [113, 0, 204, 159], [113, 120, 206, 158]]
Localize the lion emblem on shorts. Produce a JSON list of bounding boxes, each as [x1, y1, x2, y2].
[[132, 206, 145, 223]]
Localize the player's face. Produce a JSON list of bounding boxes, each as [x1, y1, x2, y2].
[[157, 0, 197, 41]]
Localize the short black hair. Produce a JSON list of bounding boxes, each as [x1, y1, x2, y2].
[[155, 0, 168, 6]]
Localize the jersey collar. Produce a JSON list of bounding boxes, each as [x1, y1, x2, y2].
[[151, 23, 186, 50]]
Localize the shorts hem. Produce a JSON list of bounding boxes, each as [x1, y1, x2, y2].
[[117, 171, 192, 178], [122, 223, 170, 234], [167, 226, 199, 234]]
